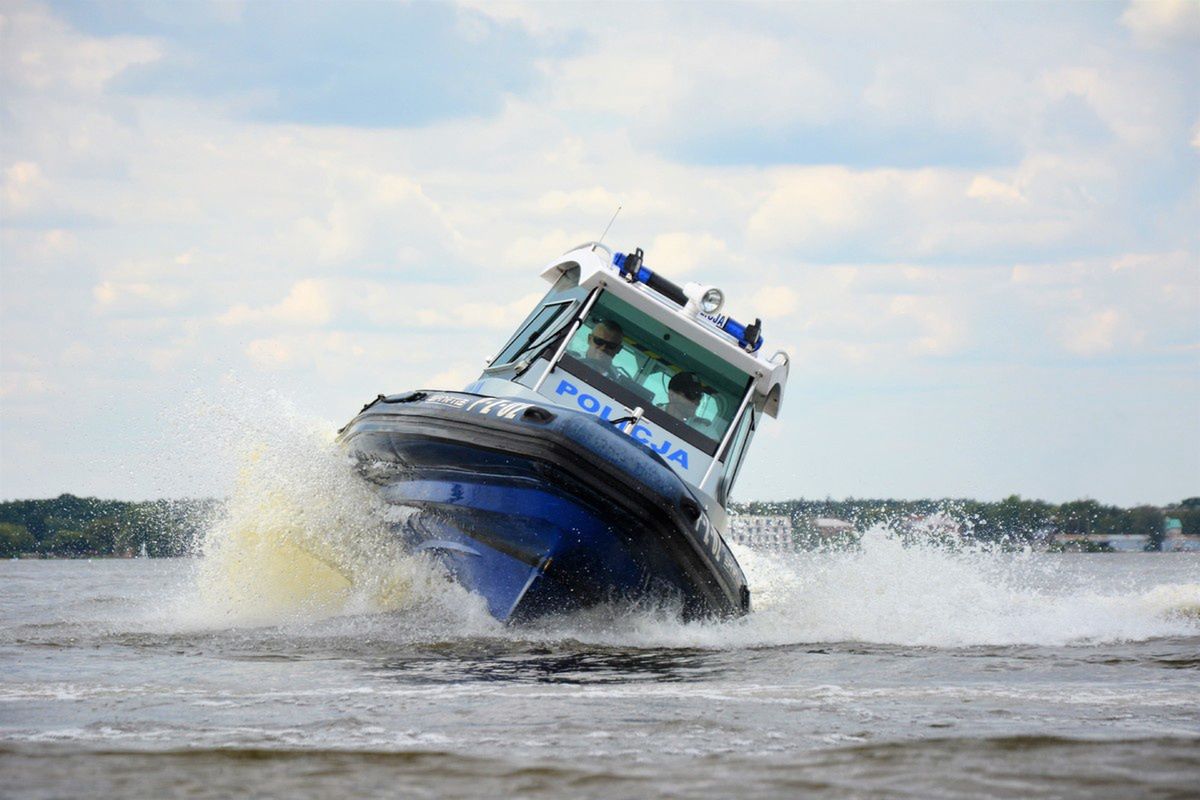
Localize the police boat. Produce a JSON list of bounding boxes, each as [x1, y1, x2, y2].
[[338, 244, 789, 622]]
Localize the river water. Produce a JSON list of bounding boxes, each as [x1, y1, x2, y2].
[[2, 544, 1198, 799], [2, 412, 1198, 797]]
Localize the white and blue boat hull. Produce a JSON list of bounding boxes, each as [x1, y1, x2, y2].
[[340, 391, 750, 622]]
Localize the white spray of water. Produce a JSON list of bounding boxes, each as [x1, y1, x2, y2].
[[532, 534, 1200, 649], [731, 533, 1199, 647], [161, 389, 1199, 648], [164, 388, 493, 632]]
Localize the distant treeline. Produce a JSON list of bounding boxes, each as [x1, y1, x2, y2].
[[732, 495, 1200, 548], [0, 495, 220, 558], [1, 493, 1197, 558]]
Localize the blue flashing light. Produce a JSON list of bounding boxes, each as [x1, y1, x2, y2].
[[612, 251, 763, 353], [612, 252, 651, 284], [729, 320, 764, 353]]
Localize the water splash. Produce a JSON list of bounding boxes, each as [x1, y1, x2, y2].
[[532, 532, 1199, 650], [160, 388, 1198, 648], [739, 531, 1199, 647], [165, 388, 487, 631]]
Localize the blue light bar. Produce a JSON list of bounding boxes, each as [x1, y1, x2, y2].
[[612, 251, 651, 284], [612, 251, 763, 352]]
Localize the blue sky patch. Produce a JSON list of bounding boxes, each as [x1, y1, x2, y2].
[[53, 0, 553, 127]]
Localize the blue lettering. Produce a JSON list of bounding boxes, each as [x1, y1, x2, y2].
[[545, 382, 693, 473]]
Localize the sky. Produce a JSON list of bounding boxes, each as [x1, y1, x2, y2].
[[1, 0, 1197, 506]]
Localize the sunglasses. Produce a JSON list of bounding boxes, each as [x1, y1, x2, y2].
[[590, 334, 621, 354]]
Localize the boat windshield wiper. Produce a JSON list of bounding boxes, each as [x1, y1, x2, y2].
[[607, 406, 645, 434]]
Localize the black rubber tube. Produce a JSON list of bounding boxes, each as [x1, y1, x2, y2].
[[644, 270, 687, 307]]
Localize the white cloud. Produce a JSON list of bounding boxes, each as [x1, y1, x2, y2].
[[1, 161, 47, 211], [889, 295, 969, 357], [93, 280, 188, 312], [221, 279, 334, 327], [2, 0, 1197, 503], [500, 230, 584, 270], [36, 228, 77, 257], [749, 285, 798, 319], [967, 175, 1025, 204], [244, 332, 371, 373], [0, 2, 162, 94], [1013, 251, 1197, 358], [454, 292, 544, 330], [1121, 0, 1200, 48], [1059, 308, 1138, 356], [426, 364, 481, 392], [1038, 65, 1174, 149], [245, 337, 296, 370], [535, 186, 621, 216], [0, 370, 54, 399], [747, 167, 886, 249], [59, 342, 93, 366], [743, 146, 1168, 261], [648, 232, 731, 277]]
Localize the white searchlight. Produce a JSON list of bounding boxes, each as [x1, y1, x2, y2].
[[683, 282, 724, 316]]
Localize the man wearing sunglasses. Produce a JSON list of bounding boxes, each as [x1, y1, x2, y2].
[[583, 319, 625, 378]]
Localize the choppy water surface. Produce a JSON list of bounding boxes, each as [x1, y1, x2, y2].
[[3, 412, 1199, 797], [3, 545, 1198, 799]]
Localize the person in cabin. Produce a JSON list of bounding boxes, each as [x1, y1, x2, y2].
[[582, 319, 625, 378], [659, 371, 706, 426]]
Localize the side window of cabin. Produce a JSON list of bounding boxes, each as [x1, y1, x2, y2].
[[491, 300, 574, 368], [722, 408, 756, 499]]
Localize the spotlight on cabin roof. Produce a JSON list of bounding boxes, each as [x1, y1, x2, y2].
[[683, 283, 724, 315]]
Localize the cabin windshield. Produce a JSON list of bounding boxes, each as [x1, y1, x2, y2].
[[560, 291, 750, 452]]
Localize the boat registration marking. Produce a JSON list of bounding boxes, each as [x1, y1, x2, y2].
[[426, 393, 533, 420], [426, 394, 470, 408]]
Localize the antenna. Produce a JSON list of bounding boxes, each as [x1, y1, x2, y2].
[[592, 205, 621, 251]]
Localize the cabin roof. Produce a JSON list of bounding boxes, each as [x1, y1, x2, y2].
[[540, 244, 790, 417]]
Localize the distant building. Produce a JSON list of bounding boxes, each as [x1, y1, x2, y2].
[[794, 516, 859, 549], [1162, 517, 1200, 552], [813, 517, 855, 538], [728, 515, 793, 549], [899, 512, 963, 542], [1053, 533, 1149, 552], [1052, 533, 1090, 550], [1105, 534, 1150, 552]]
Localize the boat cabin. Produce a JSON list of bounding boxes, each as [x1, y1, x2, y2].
[[466, 244, 789, 511]]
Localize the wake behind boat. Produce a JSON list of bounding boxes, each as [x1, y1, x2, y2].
[[338, 243, 789, 622]]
